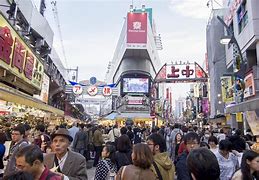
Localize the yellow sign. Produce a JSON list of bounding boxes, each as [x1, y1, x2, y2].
[[226, 114, 231, 121], [236, 112, 243, 122], [220, 76, 234, 103], [0, 14, 43, 90]]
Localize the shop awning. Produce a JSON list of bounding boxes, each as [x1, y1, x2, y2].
[[226, 98, 259, 113], [0, 86, 64, 116]]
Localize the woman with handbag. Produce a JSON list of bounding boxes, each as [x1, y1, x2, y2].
[[115, 143, 156, 180]]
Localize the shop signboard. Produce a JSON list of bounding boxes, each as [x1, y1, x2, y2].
[[33, 73, 50, 103], [73, 84, 83, 95], [236, 112, 243, 122], [127, 12, 147, 44], [245, 111, 259, 135], [102, 86, 112, 96], [220, 76, 234, 103], [127, 96, 143, 105], [244, 73, 255, 99], [0, 14, 43, 90]]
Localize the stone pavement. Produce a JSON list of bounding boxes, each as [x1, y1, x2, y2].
[[87, 167, 96, 180]]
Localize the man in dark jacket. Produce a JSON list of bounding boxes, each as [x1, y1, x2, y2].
[[73, 124, 88, 156], [176, 132, 200, 180]]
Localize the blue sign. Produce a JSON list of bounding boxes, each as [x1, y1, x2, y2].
[[90, 77, 97, 85]]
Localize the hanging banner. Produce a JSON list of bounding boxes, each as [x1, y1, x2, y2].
[[33, 73, 50, 103], [220, 76, 234, 103], [244, 73, 255, 98], [245, 111, 259, 135]]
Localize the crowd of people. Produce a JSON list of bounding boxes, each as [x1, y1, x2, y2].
[[0, 121, 258, 180]]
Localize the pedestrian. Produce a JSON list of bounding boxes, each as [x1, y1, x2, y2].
[[208, 135, 219, 155], [114, 135, 132, 170], [94, 144, 117, 180], [175, 132, 200, 180], [231, 150, 259, 180], [4, 124, 29, 176], [73, 124, 88, 156], [93, 125, 105, 167], [107, 124, 120, 144], [15, 145, 62, 180], [147, 133, 175, 180], [44, 128, 88, 179], [68, 122, 79, 145], [126, 126, 134, 144], [215, 139, 239, 180], [34, 124, 51, 153], [174, 132, 183, 162], [0, 132, 6, 178], [187, 148, 220, 180], [116, 143, 156, 180]]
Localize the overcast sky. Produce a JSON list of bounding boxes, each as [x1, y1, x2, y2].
[[32, 0, 223, 100]]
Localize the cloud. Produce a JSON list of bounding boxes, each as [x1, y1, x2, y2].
[[170, 0, 211, 19]]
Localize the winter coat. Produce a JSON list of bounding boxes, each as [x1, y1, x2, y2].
[[116, 165, 156, 180], [176, 151, 191, 180], [151, 152, 175, 180]]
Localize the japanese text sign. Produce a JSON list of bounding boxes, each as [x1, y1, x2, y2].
[[0, 14, 43, 90], [166, 64, 195, 79]]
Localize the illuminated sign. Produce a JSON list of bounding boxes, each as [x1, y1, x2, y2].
[[0, 14, 43, 90]]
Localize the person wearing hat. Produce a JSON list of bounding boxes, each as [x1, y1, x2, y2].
[[44, 128, 88, 180]]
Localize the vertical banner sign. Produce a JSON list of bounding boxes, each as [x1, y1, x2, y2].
[[127, 13, 147, 44], [220, 76, 234, 103]]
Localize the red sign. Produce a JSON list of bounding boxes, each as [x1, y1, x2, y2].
[[12, 38, 25, 73], [24, 52, 34, 80], [102, 86, 112, 96], [0, 26, 13, 65], [127, 13, 147, 44]]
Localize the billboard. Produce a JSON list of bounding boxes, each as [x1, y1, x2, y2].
[[127, 12, 147, 44], [0, 14, 43, 90], [123, 78, 149, 93]]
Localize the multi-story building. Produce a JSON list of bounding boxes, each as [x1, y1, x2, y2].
[[0, 0, 69, 118], [105, 6, 162, 125], [220, 0, 259, 129]]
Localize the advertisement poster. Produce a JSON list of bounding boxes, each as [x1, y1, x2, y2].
[[244, 73, 255, 98], [123, 78, 149, 93], [220, 76, 234, 103], [245, 111, 259, 135], [33, 74, 49, 103], [127, 12, 147, 44]]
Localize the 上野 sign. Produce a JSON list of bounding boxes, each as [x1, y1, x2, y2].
[[0, 14, 43, 90]]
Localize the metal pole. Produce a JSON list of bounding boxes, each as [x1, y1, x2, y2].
[[76, 66, 79, 82]]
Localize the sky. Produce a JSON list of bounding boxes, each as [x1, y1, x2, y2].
[[32, 0, 223, 101]]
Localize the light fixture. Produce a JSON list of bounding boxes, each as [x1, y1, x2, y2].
[[30, 43, 35, 48], [220, 36, 232, 45]]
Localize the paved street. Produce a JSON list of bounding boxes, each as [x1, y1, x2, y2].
[[87, 167, 96, 180]]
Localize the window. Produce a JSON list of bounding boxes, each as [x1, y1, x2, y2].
[[237, 0, 248, 33]]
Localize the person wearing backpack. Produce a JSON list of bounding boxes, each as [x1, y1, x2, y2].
[[94, 144, 117, 180], [15, 145, 62, 180]]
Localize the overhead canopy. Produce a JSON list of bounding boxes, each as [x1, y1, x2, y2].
[[104, 112, 118, 120], [0, 84, 64, 116]]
